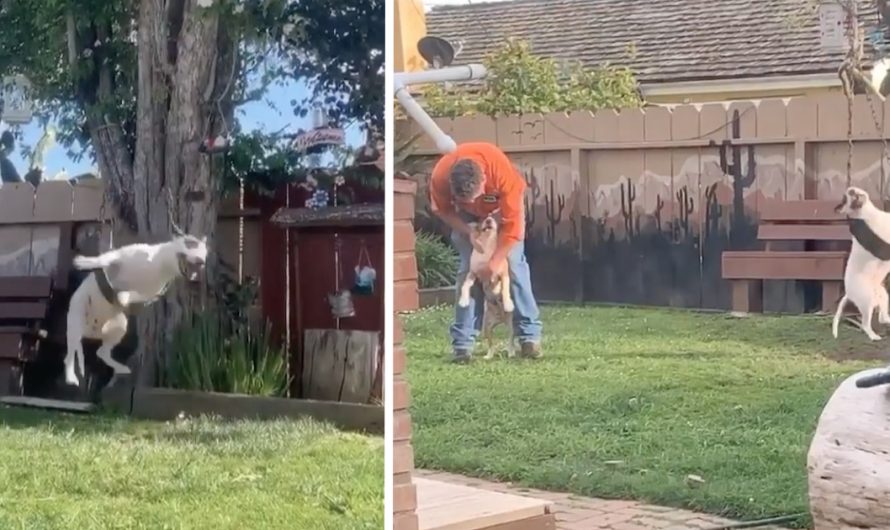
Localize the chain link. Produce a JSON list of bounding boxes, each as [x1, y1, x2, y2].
[[841, 0, 890, 200], [841, 66, 855, 187], [864, 87, 889, 200]]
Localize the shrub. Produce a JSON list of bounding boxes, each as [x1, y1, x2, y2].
[[415, 230, 458, 289], [163, 310, 290, 397]]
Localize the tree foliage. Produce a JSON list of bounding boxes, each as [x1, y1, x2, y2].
[[0, 0, 384, 187], [422, 39, 643, 117]]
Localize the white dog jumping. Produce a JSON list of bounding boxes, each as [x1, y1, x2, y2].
[[64, 232, 207, 386], [833, 186, 890, 340]]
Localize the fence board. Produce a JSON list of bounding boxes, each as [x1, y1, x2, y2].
[[33, 181, 73, 223], [543, 111, 594, 144], [817, 94, 849, 138], [644, 106, 671, 142], [0, 184, 34, 223]]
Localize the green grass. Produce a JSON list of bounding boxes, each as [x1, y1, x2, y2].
[[0, 408, 382, 530], [404, 305, 889, 527]]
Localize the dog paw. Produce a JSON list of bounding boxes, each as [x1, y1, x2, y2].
[[503, 300, 515, 313], [117, 291, 131, 307], [869, 333, 883, 341], [114, 365, 132, 375], [483, 351, 495, 360], [458, 296, 471, 308], [64, 371, 79, 386]]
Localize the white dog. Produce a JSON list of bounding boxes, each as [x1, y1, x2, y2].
[[64, 233, 208, 385], [832, 186, 890, 340], [457, 215, 515, 359]]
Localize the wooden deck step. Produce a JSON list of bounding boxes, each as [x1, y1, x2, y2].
[[0, 396, 95, 413], [416, 477, 555, 530]]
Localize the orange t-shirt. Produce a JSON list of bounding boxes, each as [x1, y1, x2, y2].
[[429, 142, 526, 247]]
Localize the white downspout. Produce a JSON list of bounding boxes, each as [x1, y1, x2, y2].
[[394, 64, 488, 154]]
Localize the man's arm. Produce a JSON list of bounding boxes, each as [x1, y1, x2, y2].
[[488, 148, 526, 270]]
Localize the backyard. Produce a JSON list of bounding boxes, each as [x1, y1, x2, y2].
[[404, 304, 888, 528], [0, 409, 382, 529]]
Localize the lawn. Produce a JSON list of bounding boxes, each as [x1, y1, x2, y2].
[[404, 304, 889, 527], [0, 408, 382, 530]]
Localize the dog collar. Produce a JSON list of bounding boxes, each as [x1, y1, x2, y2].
[[94, 268, 168, 314], [849, 218, 890, 261], [95, 268, 122, 308]]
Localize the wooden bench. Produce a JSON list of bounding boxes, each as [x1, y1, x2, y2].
[[722, 200, 850, 313], [0, 276, 53, 395]]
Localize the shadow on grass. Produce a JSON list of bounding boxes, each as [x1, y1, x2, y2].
[[0, 405, 130, 435]]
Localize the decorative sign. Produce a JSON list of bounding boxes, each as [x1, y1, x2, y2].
[[1, 75, 33, 125], [819, 1, 849, 53], [293, 126, 346, 153]]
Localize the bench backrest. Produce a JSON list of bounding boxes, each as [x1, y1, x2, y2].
[[758, 200, 850, 243], [0, 277, 52, 323]]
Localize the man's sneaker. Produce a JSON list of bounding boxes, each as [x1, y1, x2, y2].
[[451, 349, 472, 364], [520, 341, 542, 359]]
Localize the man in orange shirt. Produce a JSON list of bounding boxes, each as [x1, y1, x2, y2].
[[429, 142, 543, 363]]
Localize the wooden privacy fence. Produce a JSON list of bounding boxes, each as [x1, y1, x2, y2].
[[402, 93, 890, 313], [0, 179, 111, 396]]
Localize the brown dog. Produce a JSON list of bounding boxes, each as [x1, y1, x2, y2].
[[457, 215, 515, 359]]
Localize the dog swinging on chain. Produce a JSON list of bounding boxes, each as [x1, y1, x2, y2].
[[63, 208, 208, 386], [832, 186, 890, 341]]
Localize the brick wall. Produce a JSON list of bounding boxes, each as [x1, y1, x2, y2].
[[393, 176, 420, 530]]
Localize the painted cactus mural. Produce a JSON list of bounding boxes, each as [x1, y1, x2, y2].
[[404, 93, 881, 311]]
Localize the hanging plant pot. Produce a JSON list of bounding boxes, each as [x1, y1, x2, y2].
[[327, 289, 355, 319], [351, 242, 376, 296]]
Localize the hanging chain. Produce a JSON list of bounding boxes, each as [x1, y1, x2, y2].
[[841, 0, 890, 198], [841, 66, 855, 186]]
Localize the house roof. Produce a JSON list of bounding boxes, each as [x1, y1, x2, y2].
[[424, 0, 881, 85]]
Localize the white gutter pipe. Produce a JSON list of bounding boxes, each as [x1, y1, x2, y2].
[[394, 64, 487, 154]]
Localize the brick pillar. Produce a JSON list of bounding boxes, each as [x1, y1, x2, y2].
[[393, 176, 420, 530]]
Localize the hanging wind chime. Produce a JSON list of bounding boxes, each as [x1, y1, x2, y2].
[[293, 107, 357, 323]]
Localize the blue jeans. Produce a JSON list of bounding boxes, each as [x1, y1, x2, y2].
[[449, 226, 543, 351]]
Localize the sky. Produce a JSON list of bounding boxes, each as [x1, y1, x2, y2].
[[0, 0, 496, 177], [1, 76, 364, 179]]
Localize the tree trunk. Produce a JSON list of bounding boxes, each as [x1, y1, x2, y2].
[[87, 0, 233, 386], [808, 368, 890, 529]]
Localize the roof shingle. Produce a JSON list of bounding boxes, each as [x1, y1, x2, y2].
[[424, 0, 881, 84]]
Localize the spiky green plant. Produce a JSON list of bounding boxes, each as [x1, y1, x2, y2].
[[414, 230, 458, 289], [164, 310, 289, 397]]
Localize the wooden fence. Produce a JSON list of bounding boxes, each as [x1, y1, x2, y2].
[[402, 93, 890, 312], [0, 179, 330, 395]]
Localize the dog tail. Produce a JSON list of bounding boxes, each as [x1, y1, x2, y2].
[[72, 254, 112, 270], [856, 370, 890, 388], [832, 294, 848, 339]]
